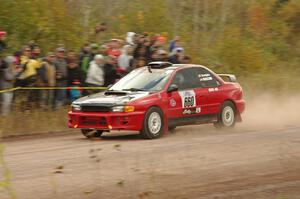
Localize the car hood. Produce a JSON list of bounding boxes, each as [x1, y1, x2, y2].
[[73, 91, 151, 106]]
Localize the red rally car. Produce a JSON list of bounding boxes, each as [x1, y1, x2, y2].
[[68, 62, 245, 139]]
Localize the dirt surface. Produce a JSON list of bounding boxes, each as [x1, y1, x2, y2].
[[0, 124, 300, 199], [1, 94, 300, 199]]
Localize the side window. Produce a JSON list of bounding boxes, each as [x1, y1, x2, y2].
[[171, 68, 198, 90], [193, 68, 221, 88]]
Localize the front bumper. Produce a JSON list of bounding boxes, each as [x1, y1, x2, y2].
[[68, 111, 145, 131]]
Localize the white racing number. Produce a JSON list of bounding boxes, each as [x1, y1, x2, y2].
[[179, 90, 196, 108]]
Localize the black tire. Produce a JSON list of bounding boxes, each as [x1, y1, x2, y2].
[[140, 107, 164, 139], [81, 129, 104, 138], [214, 101, 236, 129]]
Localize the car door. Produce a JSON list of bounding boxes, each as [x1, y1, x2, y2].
[[191, 67, 223, 115], [167, 68, 203, 125]]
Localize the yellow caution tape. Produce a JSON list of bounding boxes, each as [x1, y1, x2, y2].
[[0, 87, 22, 94], [0, 86, 107, 94]]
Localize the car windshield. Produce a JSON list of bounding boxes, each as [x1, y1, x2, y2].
[[109, 67, 174, 92]]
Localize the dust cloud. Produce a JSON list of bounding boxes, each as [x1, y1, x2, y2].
[[240, 93, 300, 130]]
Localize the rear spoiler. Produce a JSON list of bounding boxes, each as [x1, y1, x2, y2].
[[218, 74, 237, 82]]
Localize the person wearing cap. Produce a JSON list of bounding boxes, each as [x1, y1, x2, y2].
[[94, 22, 107, 43], [118, 45, 134, 73], [150, 50, 159, 62], [103, 55, 121, 86], [18, 45, 41, 86], [79, 43, 91, 77], [169, 47, 184, 64], [90, 43, 99, 58], [67, 55, 84, 101], [39, 52, 56, 109], [32, 46, 44, 90], [67, 54, 84, 87], [126, 32, 136, 46], [0, 31, 7, 53], [54, 47, 68, 109], [16, 46, 42, 109], [156, 49, 169, 62], [31, 46, 43, 61], [85, 54, 105, 93], [107, 39, 121, 57], [0, 31, 7, 70], [98, 44, 108, 56], [169, 36, 181, 52], [0, 56, 22, 115]]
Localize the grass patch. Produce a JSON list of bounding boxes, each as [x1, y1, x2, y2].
[[0, 107, 69, 137]]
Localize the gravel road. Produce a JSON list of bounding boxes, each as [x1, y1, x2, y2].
[[1, 124, 300, 199]]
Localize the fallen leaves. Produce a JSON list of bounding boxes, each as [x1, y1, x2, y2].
[[53, 165, 64, 174], [114, 144, 121, 151], [117, 180, 125, 187]]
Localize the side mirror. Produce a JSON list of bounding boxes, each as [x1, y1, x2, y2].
[[167, 84, 179, 93]]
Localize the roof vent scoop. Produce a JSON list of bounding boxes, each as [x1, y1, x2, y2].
[[148, 62, 173, 69]]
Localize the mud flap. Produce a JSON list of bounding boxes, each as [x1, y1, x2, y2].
[[236, 113, 242, 122], [163, 111, 169, 134]]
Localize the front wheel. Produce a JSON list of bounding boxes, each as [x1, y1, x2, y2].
[[81, 129, 104, 138], [140, 107, 164, 139], [214, 101, 236, 129]]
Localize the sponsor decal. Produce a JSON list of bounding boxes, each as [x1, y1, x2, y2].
[[183, 107, 201, 115], [199, 74, 213, 82], [170, 98, 176, 107], [179, 90, 196, 108], [157, 93, 162, 99], [208, 87, 219, 92]]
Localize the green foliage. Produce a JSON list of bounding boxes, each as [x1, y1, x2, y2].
[[0, 0, 299, 89], [0, 131, 16, 199], [0, 0, 83, 52]]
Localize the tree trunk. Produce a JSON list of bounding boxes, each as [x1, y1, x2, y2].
[[192, 0, 200, 46]]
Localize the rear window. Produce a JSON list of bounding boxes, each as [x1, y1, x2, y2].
[[170, 67, 220, 90], [193, 68, 221, 87]]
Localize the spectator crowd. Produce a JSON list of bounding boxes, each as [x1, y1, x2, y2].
[[0, 30, 191, 115]]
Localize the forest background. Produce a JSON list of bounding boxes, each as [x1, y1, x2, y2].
[[0, 0, 299, 92]]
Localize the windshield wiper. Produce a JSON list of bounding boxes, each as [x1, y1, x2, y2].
[[122, 88, 147, 92]]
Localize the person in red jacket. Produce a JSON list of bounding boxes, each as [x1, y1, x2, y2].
[[107, 39, 122, 58], [0, 31, 7, 53]]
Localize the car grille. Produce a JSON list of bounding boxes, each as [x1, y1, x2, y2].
[[81, 106, 111, 113], [81, 116, 107, 125]]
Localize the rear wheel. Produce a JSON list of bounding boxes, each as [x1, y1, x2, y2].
[[81, 129, 104, 138], [214, 101, 236, 129], [140, 107, 164, 139]]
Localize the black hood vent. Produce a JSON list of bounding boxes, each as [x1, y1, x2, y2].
[[81, 106, 111, 113], [104, 91, 128, 95]]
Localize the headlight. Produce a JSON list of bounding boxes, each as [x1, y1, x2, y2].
[[112, 106, 135, 113], [112, 106, 124, 112], [72, 104, 81, 112]]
